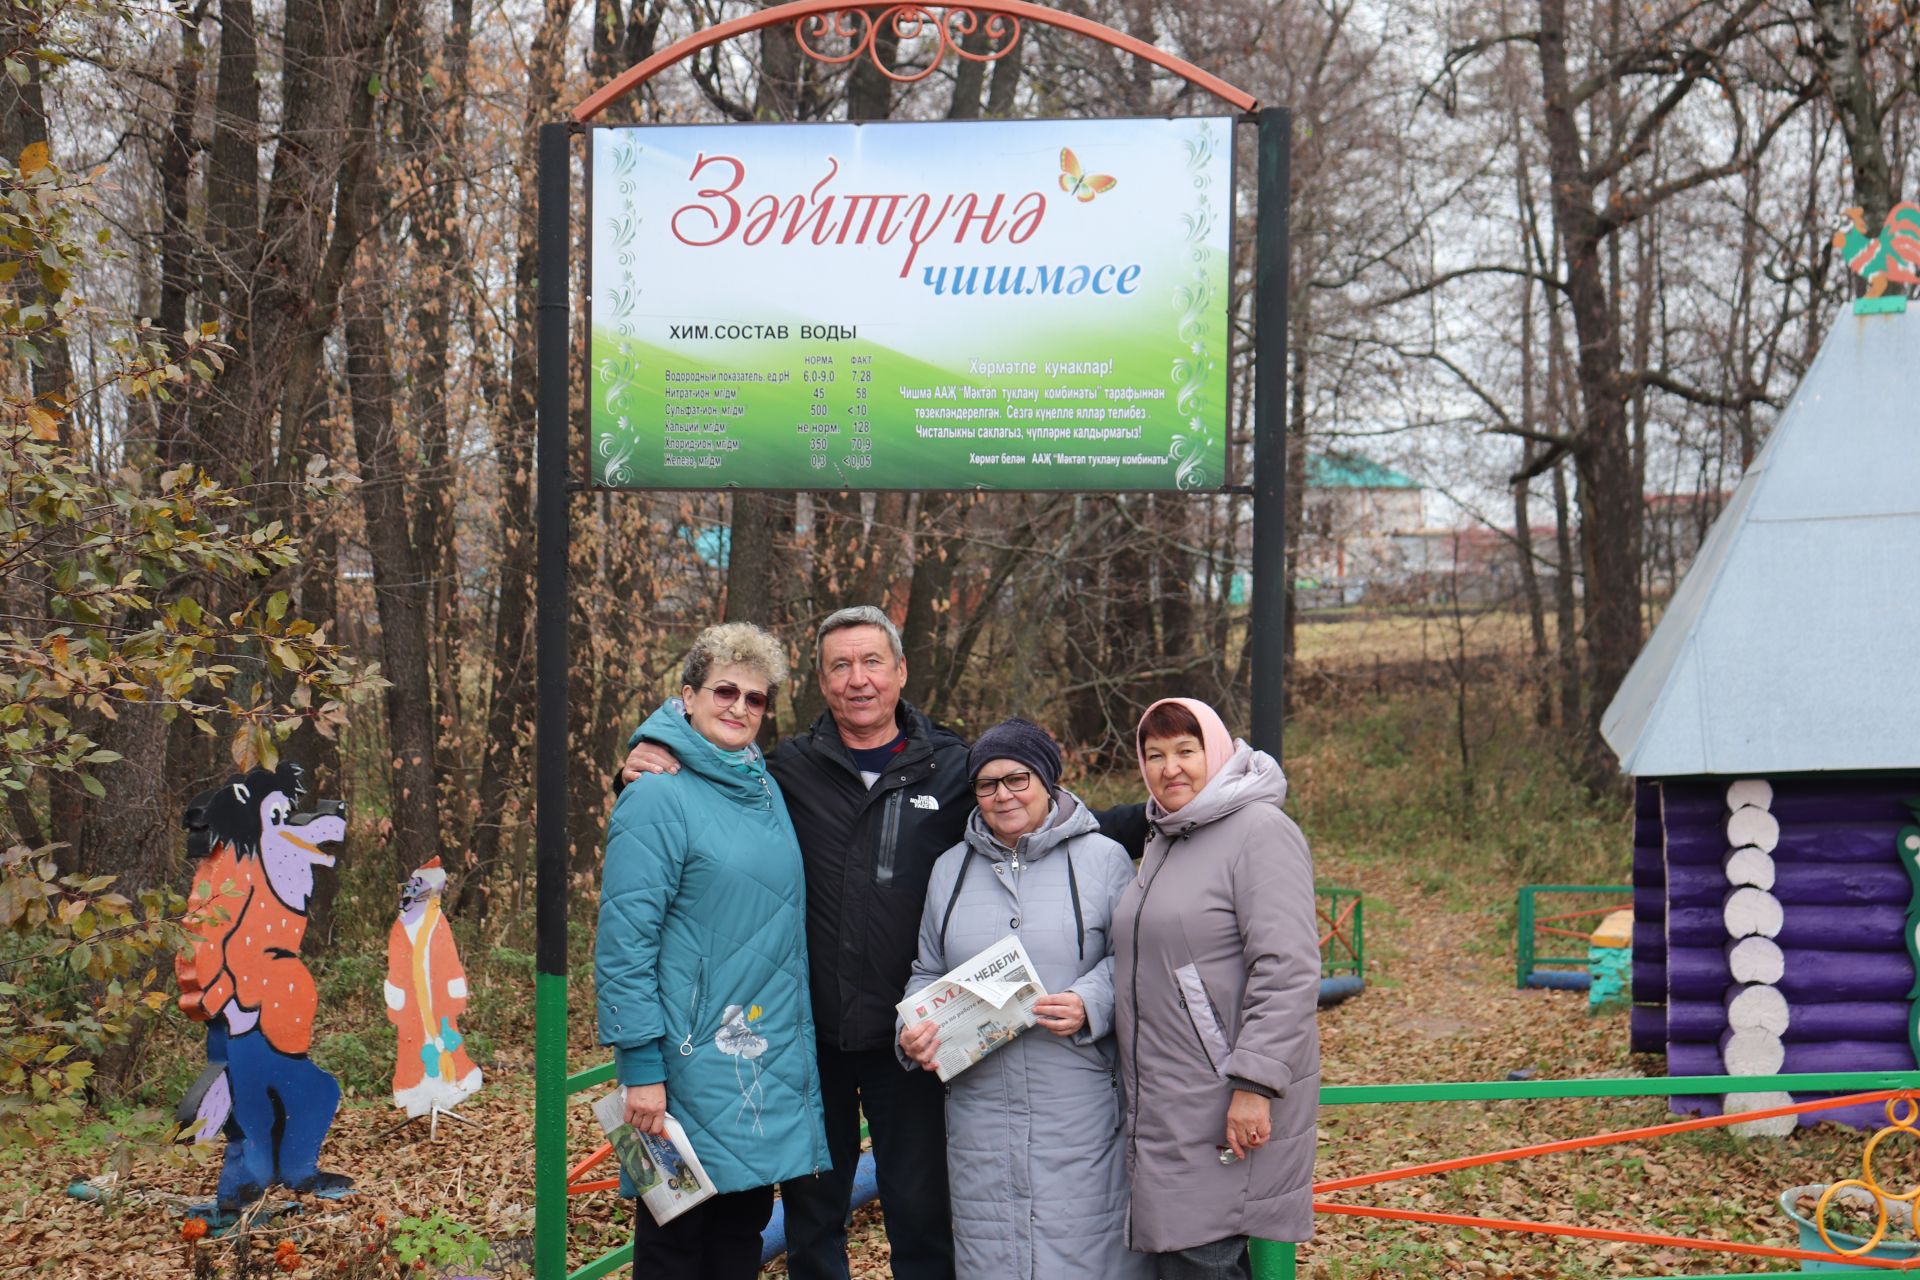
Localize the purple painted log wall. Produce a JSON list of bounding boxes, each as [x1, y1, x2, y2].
[[1664, 903, 1905, 950], [1663, 822, 1908, 865], [1664, 999, 1912, 1043], [1670, 1039, 1916, 1077], [1666, 862, 1912, 907], [1659, 781, 1918, 826], [1630, 778, 1669, 1054], [1644, 773, 1920, 1131], [1630, 1004, 1666, 1053], [1666, 945, 1914, 1000]]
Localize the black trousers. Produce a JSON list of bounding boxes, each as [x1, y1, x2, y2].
[[781, 1044, 954, 1280], [631, 1183, 775, 1280]]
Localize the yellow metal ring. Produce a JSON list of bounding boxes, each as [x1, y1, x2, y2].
[[1816, 1178, 1890, 1256], [1862, 1103, 1920, 1205]]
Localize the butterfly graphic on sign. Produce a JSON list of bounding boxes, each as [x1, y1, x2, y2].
[[1059, 148, 1117, 203]]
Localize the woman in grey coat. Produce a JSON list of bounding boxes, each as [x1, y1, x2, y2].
[[1115, 697, 1320, 1280], [897, 718, 1152, 1280]]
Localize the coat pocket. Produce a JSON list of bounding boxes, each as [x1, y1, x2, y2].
[[1174, 963, 1231, 1080]]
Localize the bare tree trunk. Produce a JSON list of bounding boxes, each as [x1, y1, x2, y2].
[[461, 0, 569, 921], [345, 213, 444, 879], [1552, 457, 1580, 731], [1808, 0, 1894, 228], [1535, 0, 1641, 757]]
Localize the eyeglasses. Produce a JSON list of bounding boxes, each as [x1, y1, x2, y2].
[[972, 770, 1034, 797], [700, 683, 769, 714]]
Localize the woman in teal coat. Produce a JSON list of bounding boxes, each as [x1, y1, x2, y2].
[[596, 623, 830, 1279]]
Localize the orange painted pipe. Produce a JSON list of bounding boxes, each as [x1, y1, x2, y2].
[[567, 1140, 613, 1187], [1315, 1202, 1920, 1270], [574, 0, 1258, 120], [1314, 1090, 1904, 1194]]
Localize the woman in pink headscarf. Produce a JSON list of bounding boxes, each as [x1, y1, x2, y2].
[[1112, 698, 1320, 1279]]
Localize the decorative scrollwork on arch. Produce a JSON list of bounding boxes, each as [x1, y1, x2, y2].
[[795, 5, 1022, 85]]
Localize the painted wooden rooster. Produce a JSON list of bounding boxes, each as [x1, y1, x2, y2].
[[1833, 202, 1920, 297]]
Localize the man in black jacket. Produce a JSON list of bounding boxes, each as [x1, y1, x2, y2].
[[621, 606, 1145, 1280]]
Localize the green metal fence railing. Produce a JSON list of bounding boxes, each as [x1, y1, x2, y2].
[[1515, 883, 1631, 989], [1249, 1069, 1920, 1279]]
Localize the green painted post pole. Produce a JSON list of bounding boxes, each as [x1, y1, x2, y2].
[[1352, 896, 1364, 976], [533, 119, 574, 1280], [1514, 887, 1533, 988], [1249, 1239, 1296, 1279]]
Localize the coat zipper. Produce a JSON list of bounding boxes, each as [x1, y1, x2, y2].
[[874, 790, 903, 886], [680, 959, 708, 1057], [1126, 833, 1178, 1196]]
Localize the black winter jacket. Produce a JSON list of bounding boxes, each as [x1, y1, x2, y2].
[[769, 704, 973, 1050], [630, 701, 1151, 1052]]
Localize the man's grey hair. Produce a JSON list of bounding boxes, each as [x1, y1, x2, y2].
[[815, 605, 905, 670], [681, 622, 790, 692]]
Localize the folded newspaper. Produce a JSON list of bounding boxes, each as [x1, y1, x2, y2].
[[897, 934, 1049, 1082], [591, 1089, 716, 1225]]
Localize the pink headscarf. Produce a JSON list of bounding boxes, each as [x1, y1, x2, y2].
[[1135, 697, 1236, 800]]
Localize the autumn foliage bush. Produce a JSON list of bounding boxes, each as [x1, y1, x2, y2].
[[0, 142, 376, 1143]]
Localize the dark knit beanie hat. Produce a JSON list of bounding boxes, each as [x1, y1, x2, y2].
[[968, 718, 1062, 796]]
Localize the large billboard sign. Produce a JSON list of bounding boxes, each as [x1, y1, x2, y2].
[[588, 116, 1232, 490]]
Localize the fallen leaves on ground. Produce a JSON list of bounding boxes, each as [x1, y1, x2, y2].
[[1, 840, 1892, 1278]]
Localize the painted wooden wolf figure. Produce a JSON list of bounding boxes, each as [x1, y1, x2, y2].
[[175, 763, 352, 1210]]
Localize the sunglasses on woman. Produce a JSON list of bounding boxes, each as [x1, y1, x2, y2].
[[699, 683, 769, 713]]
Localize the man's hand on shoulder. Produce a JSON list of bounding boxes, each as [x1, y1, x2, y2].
[[621, 741, 681, 783]]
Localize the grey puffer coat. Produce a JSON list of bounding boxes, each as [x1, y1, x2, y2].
[[898, 792, 1153, 1280], [1114, 744, 1320, 1252]]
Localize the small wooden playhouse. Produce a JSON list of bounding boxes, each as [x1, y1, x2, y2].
[[1601, 306, 1920, 1131]]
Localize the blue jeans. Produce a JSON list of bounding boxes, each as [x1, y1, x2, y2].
[[780, 1044, 953, 1280], [214, 1027, 341, 1207]]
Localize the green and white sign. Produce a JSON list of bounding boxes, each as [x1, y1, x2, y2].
[[589, 116, 1232, 490]]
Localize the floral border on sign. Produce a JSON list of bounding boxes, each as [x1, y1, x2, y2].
[[1167, 120, 1220, 491]]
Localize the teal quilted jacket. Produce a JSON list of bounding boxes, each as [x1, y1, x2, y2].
[[595, 699, 830, 1194]]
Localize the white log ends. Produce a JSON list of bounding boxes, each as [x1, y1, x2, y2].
[[1723, 846, 1777, 891], [1725, 983, 1791, 1035], [1724, 1090, 1799, 1137], [1726, 807, 1781, 854], [1727, 936, 1787, 985], [1721, 1028, 1787, 1076], [1723, 886, 1785, 939], [1710, 780, 1792, 1140]]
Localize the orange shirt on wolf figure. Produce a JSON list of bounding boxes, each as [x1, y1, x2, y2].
[[175, 842, 320, 1054]]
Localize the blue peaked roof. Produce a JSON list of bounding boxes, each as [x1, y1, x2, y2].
[[1601, 307, 1920, 776], [1306, 452, 1419, 490]]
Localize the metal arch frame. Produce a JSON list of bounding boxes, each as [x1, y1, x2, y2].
[[536, 11, 1286, 1278], [572, 0, 1260, 120]]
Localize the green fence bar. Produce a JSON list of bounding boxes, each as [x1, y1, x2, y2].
[[567, 1243, 632, 1280], [567, 1059, 616, 1097]]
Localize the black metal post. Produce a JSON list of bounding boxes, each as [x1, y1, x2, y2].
[[532, 119, 572, 1280], [1250, 107, 1291, 760]]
